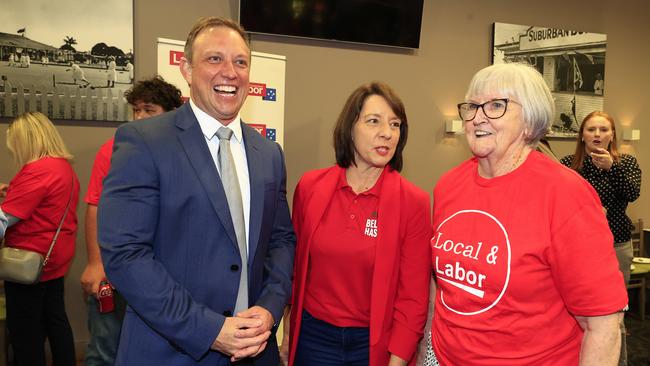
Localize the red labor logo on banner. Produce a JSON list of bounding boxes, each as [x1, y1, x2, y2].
[[249, 82, 277, 102], [248, 123, 267, 136], [169, 50, 184, 66], [249, 83, 267, 96], [432, 210, 511, 316]]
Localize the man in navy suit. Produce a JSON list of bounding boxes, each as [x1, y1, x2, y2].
[[98, 16, 296, 365]]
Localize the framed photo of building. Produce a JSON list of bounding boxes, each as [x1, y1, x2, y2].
[[0, 0, 134, 122], [492, 22, 607, 138]]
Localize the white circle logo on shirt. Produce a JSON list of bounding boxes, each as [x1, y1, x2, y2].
[[432, 210, 511, 315]]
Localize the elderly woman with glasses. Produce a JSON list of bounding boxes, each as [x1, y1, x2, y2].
[[428, 63, 627, 365]]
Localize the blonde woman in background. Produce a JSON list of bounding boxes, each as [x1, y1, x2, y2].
[[560, 111, 641, 284], [0, 112, 80, 366], [561, 111, 641, 366]]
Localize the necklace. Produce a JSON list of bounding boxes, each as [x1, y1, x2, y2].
[[348, 168, 382, 194], [479, 148, 529, 178], [510, 149, 525, 172], [358, 173, 380, 192], [501, 148, 527, 176]]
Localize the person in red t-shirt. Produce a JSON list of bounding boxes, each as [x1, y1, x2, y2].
[[81, 76, 183, 366], [0, 111, 80, 366], [427, 63, 627, 365], [281, 82, 432, 366]]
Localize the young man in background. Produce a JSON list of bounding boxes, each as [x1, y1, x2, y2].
[[81, 76, 183, 366]]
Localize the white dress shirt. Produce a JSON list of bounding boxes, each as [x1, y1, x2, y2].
[[189, 100, 251, 253]]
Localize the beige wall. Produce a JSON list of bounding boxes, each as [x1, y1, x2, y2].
[[0, 0, 647, 350]]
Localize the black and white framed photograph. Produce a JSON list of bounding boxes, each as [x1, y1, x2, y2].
[[0, 0, 134, 122], [492, 22, 607, 138]]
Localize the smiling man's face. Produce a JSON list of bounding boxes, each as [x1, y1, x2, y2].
[[180, 26, 250, 125]]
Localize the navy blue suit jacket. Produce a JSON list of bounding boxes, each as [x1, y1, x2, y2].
[[98, 103, 296, 365]]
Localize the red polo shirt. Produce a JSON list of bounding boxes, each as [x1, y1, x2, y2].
[[84, 138, 114, 205], [303, 168, 384, 327]]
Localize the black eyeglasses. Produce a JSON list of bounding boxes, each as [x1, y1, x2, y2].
[[457, 98, 516, 121]]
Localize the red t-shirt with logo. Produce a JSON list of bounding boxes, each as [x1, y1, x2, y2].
[[431, 151, 627, 365], [303, 168, 383, 327], [2, 157, 80, 282], [84, 138, 114, 205]]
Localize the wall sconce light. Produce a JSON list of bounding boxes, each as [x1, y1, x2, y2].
[[622, 128, 640, 141], [445, 119, 463, 134]]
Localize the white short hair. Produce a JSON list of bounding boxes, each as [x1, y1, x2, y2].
[[464, 62, 555, 144]]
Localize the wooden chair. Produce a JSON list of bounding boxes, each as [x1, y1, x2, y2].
[[631, 218, 644, 257], [627, 218, 646, 320]]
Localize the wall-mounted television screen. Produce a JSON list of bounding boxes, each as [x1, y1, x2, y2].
[[239, 0, 425, 49]]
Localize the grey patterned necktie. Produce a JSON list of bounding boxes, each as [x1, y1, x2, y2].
[[216, 127, 248, 314]]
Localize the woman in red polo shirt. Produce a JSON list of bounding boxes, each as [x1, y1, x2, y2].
[[0, 111, 80, 366], [280, 82, 432, 366]]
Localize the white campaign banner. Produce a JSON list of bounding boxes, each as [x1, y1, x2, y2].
[[156, 37, 286, 147]]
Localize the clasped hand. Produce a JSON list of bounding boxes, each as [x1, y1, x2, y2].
[[590, 148, 613, 171], [212, 305, 274, 362]]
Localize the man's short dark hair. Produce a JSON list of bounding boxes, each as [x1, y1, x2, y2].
[[125, 76, 184, 111], [333, 81, 409, 172]]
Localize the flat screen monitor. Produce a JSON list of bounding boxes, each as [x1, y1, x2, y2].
[[239, 0, 424, 49]]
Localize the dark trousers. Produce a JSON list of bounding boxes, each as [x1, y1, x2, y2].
[[294, 310, 369, 366], [5, 277, 76, 366]]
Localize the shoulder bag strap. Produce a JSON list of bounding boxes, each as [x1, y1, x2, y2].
[[42, 168, 75, 267]]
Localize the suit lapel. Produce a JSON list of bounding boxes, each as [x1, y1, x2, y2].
[[175, 104, 239, 251], [243, 123, 263, 264]]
